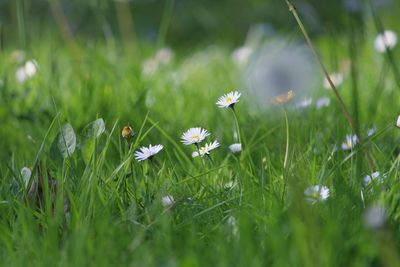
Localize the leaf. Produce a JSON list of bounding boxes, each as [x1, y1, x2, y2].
[[82, 139, 95, 165], [57, 123, 76, 158], [20, 167, 32, 188], [83, 118, 105, 139]]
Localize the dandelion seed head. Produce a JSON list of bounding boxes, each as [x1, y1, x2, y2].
[[244, 41, 316, 109]]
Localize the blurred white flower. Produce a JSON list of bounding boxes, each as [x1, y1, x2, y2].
[[192, 140, 220, 157], [232, 46, 253, 66], [227, 215, 239, 236], [374, 30, 397, 53], [142, 47, 174, 76], [141, 58, 158, 76], [363, 204, 387, 230], [341, 134, 358, 150], [161, 195, 175, 207], [155, 47, 174, 65], [16, 60, 38, 83], [316, 96, 331, 109], [229, 143, 242, 154], [295, 97, 312, 109], [20, 167, 32, 188], [304, 185, 330, 204], [323, 73, 343, 89], [134, 144, 163, 161], [216, 91, 241, 108], [367, 126, 377, 137], [396, 115, 400, 128], [363, 171, 385, 187], [181, 127, 210, 146]]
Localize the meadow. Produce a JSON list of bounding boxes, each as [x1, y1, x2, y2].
[[1, 0, 400, 266]]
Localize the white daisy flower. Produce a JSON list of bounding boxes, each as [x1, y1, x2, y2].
[[295, 97, 313, 109], [161, 195, 175, 207], [229, 143, 242, 154], [216, 91, 241, 108], [374, 30, 397, 53], [341, 134, 358, 150], [181, 127, 210, 146], [316, 96, 331, 109], [323, 72, 343, 89], [192, 140, 220, 158], [396, 115, 400, 128], [304, 185, 330, 204], [363, 171, 385, 187], [134, 144, 163, 161]]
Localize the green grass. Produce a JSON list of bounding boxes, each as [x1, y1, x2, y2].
[[1, 21, 400, 266]]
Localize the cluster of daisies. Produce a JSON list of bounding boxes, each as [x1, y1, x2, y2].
[[128, 91, 242, 162]]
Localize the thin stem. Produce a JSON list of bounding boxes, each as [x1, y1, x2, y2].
[[157, 0, 175, 48], [283, 109, 290, 170], [230, 107, 242, 144], [283, 0, 375, 171], [16, 0, 26, 49], [144, 160, 150, 206], [284, 0, 354, 129], [206, 154, 214, 164], [194, 143, 205, 166]]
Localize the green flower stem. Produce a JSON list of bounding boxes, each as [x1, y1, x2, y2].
[[283, 109, 289, 170], [144, 160, 150, 206], [195, 143, 205, 166], [230, 107, 242, 144]]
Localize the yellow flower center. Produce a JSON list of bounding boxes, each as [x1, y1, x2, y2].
[[311, 192, 319, 198], [192, 135, 200, 141], [226, 97, 232, 102]]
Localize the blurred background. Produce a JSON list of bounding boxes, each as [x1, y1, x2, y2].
[[0, 0, 398, 49], [0, 0, 399, 157]]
